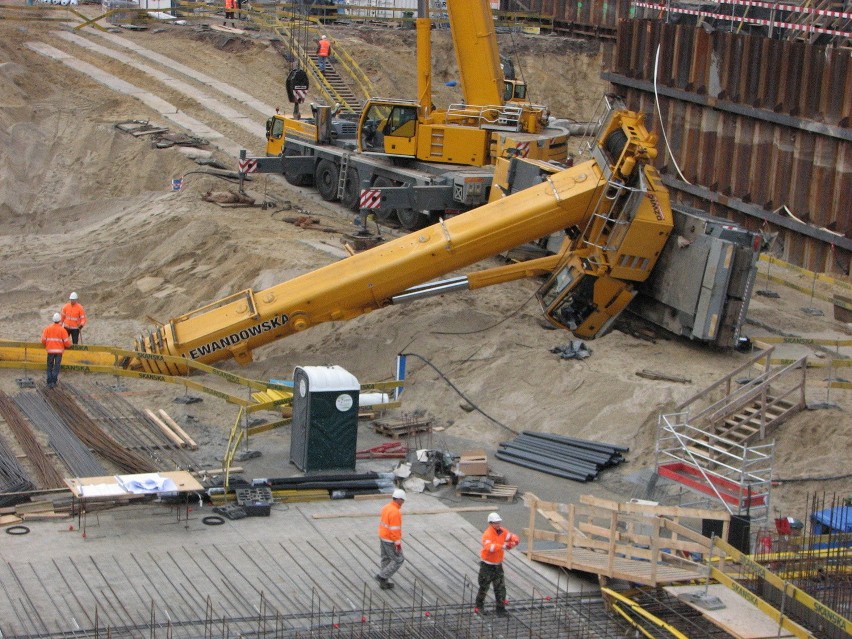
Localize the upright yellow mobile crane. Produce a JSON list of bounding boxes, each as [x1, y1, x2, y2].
[[243, 0, 569, 230]]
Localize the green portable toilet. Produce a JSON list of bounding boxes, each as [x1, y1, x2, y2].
[[290, 365, 360, 472]]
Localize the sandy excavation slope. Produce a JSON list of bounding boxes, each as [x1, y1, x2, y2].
[[0, 16, 849, 521]]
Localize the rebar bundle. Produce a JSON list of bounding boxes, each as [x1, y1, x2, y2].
[[0, 391, 62, 490]]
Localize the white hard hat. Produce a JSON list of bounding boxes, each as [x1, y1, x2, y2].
[[392, 488, 406, 501], [487, 512, 502, 523], [69, 292, 78, 300], [52, 312, 61, 323], [322, 34, 328, 39]]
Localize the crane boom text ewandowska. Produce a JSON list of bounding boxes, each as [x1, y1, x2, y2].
[[187, 313, 289, 359]]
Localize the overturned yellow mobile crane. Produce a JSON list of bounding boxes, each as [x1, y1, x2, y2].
[[129, 104, 672, 375]]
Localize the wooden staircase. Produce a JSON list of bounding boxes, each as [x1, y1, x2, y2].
[[655, 347, 807, 522]]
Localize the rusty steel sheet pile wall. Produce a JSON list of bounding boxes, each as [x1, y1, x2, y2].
[[502, 0, 633, 35], [604, 20, 851, 275]]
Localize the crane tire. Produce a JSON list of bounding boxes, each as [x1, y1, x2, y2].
[[340, 168, 360, 211], [315, 160, 340, 201], [397, 207, 427, 231], [283, 148, 314, 186]]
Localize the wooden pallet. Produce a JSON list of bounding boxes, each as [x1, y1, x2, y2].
[[457, 484, 518, 501], [372, 419, 432, 439]]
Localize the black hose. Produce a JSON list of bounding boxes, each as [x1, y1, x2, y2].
[[399, 352, 518, 436]]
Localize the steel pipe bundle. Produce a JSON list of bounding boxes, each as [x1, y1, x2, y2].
[[248, 472, 396, 495], [496, 431, 628, 482]]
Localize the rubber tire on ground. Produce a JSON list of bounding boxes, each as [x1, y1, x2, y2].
[[202, 515, 225, 526], [314, 159, 340, 201], [397, 207, 427, 231], [371, 177, 398, 224], [340, 167, 360, 211]]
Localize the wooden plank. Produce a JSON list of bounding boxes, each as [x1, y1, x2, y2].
[[144, 409, 184, 446], [158, 410, 198, 449], [580, 494, 731, 521], [665, 584, 795, 639], [456, 484, 517, 501]]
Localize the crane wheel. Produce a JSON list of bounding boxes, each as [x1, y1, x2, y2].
[[315, 160, 340, 201], [397, 207, 427, 231]]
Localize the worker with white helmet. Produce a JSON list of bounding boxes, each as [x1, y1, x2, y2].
[[41, 312, 71, 388], [316, 35, 331, 74], [375, 488, 406, 589], [61, 292, 87, 345], [474, 512, 519, 616]]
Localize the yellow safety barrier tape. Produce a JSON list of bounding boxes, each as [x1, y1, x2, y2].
[[713, 537, 852, 636]]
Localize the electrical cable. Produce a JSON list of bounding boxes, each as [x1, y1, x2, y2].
[[653, 44, 689, 184], [5, 525, 30, 535], [431, 288, 538, 335], [399, 352, 518, 435]]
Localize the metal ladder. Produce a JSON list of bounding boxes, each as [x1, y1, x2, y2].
[[336, 153, 350, 200]]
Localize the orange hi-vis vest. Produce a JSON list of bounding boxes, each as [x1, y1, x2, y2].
[[378, 500, 402, 542], [317, 39, 331, 57], [480, 526, 517, 565], [42, 323, 71, 354], [61, 302, 87, 329], [225, 0, 236, 9]]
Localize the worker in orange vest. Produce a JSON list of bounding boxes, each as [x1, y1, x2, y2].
[[61, 291, 87, 345], [474, 512, 519, 616], [316, 35, 331, 74], [375, 488, 405, 589], [224, 0, 236, 27], [41, 312, 71, 388]]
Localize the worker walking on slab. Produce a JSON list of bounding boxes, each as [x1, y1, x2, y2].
[[41, 312, 71, 388], [475, 512, 519, 616], [316, 35, 331, 74], [375, 488, 406, 589], [61, 291, 87, 345], [223, 0, 236, 27]]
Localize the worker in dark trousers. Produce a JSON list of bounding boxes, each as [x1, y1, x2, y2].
[[61, 291, 87, 345], [475, 512, 519, 615], [224, 0, 236, 26], [41, 312, 71, 388]]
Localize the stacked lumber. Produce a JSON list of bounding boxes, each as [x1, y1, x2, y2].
[[372, 418, 432, 439]]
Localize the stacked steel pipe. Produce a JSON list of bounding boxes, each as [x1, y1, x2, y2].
[[251, 472, 397, 498], [496, 431, 628, 482]]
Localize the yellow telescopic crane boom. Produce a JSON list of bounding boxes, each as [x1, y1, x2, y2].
[[134, 108, 670, 375]]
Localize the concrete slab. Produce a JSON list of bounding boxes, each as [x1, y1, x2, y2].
[[0, 493, 568, 637]]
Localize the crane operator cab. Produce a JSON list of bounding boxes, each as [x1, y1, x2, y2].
[[503, 79, 527, 104], [359, 100, 419, 156]]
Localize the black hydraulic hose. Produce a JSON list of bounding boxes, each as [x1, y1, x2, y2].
[[399, 352, 519, 436]]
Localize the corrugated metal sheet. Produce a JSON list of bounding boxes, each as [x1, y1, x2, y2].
[[606, 20, 851, 275]]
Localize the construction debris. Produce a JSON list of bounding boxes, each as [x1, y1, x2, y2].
[[202, 190, 256, 206], [549, 340, 591, 360]]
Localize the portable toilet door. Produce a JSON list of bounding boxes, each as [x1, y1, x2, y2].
[[290, 365, 360, 472]]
